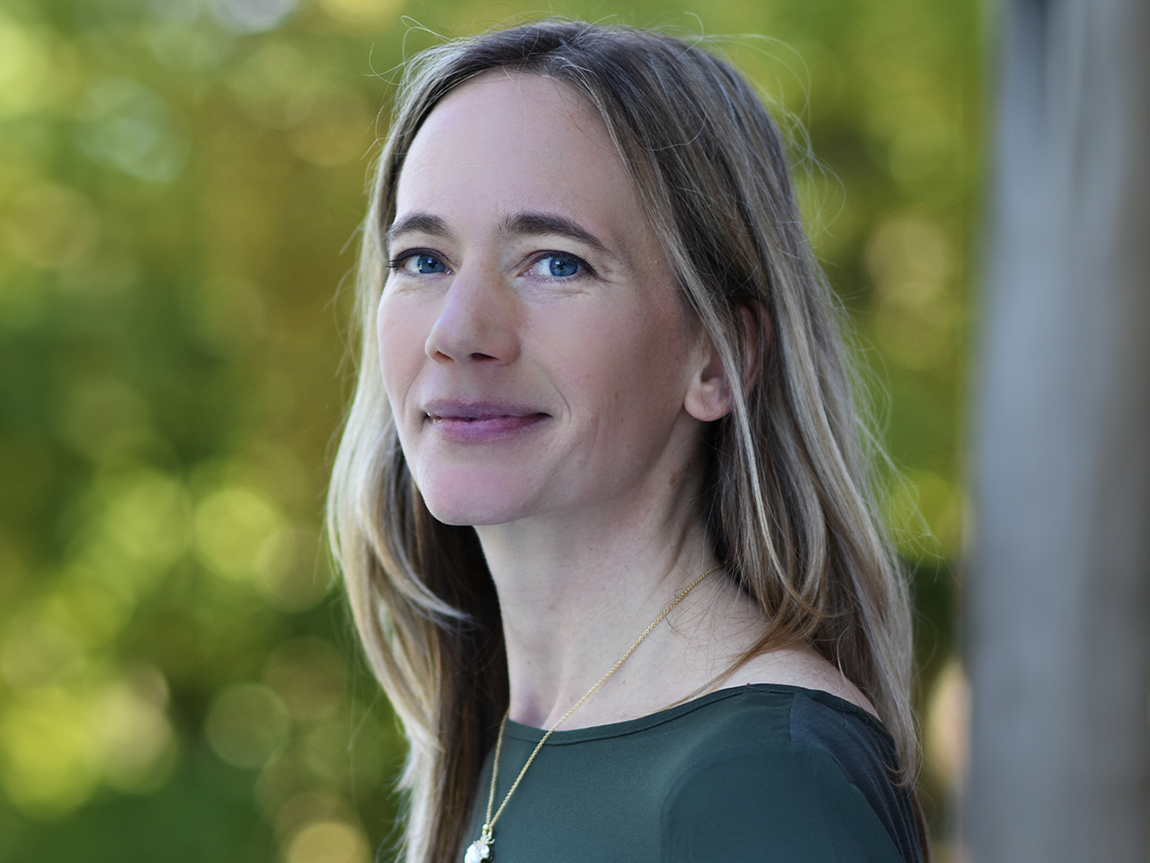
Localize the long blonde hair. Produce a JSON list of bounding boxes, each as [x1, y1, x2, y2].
[[328, 20, 918, 863]]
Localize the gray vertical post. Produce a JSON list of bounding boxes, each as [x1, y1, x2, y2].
[[967, 0, 1150, 860]]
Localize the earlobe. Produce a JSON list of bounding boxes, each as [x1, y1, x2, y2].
[[684, 343, 734, 422]]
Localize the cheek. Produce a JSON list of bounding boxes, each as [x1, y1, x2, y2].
[[376, 292, 428, 406], [544, 300, 691, 421]]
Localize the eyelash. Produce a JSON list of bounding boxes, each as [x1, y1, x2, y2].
[[388, 250, 447, 275], [525, 251, 594, 281]]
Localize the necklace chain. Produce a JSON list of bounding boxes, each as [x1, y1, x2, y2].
[[467, 565, 721, 862]]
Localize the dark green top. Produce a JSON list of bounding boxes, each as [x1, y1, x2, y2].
[[464, 685, 921, 863]]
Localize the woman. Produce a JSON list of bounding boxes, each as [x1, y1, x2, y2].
[[328, 20, 927, 863]]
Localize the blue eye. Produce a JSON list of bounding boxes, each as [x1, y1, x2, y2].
[[408, 253, 445, 274], [393, 251, 450, 275], [526, 254, 584, 280], [546, 255, 580, 278], [390, 251, 447, 275]]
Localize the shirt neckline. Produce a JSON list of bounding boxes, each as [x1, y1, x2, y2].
[[502, 683, 889, 745]]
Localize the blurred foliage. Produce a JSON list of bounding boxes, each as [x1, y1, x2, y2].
[[0, 0, 980, 860]]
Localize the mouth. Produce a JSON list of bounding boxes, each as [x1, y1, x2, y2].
[[423, 401, 550, 441]]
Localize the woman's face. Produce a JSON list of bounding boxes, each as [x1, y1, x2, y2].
[[378, 72, 727, 527]]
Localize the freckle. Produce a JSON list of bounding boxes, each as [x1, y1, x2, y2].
[[669, 472, 677, 486]]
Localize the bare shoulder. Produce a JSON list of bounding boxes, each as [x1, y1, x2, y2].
[[721, 646, 880, 719]]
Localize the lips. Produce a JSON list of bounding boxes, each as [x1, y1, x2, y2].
[[423, 400, 550, 442]]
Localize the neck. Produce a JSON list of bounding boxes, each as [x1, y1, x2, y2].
[[476, 493, 751, 730]]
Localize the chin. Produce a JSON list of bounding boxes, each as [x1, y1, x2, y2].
[[415, 468, 539, 527]]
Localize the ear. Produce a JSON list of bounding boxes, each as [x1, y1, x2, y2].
[[684, 336, 734, 422], [683, 306, 768, 422]]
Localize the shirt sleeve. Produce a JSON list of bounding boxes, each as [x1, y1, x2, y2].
[[659, 740, 907, 863]]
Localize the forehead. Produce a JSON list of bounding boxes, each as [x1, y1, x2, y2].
[[393, 71, 646, 238], [422, 69, 602, 136]]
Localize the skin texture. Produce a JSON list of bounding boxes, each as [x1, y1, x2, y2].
[[377, 72, 873, 728]]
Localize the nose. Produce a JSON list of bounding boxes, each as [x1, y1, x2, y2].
[[424, 268, 520, 364]]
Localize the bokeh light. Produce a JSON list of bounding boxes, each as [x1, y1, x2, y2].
[[208, 0, 300, 34], [205, 683, 291, 769], [285, 820, 372, 863]]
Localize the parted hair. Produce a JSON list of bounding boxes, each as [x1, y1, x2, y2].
[[328, 20, 919, 863]]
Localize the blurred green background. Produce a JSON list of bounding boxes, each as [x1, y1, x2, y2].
[[0, 0, 978, 860]]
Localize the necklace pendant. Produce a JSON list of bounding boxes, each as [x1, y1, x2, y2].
[[464, 836, 491, 863]]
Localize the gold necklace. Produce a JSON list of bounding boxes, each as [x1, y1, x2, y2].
[[463, 565, 720, 863]]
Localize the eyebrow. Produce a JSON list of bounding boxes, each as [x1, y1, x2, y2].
[[385, 213, 450, 250], [498, 212, 615, 258], [384, 210, 616, 259]]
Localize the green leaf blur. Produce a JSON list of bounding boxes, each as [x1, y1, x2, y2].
[[0, 0, 979, 859]]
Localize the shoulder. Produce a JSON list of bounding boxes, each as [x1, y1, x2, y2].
[[658, 688, 919, 863], [723, 645, 880, 718]]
